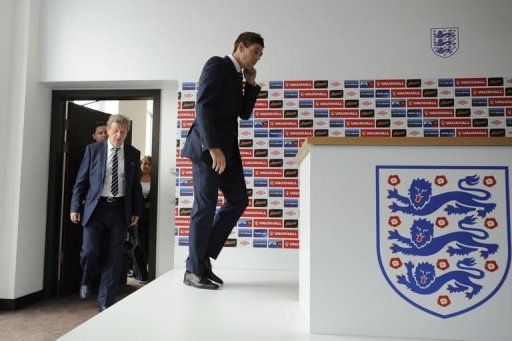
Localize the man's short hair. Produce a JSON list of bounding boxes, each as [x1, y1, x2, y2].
[[233, 32, 264, 53], [92, 121, 107, 134], [107, 114, 131, 131]]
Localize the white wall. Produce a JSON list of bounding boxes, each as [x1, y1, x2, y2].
[[118, 100, 147, 153], [0, 0, 32, 299], [15, 0, 52, 297], [41, 0, 512, 82], [0, 0, 19, 300], [0, 1, 14, 164], [0, 0, 51, 299]]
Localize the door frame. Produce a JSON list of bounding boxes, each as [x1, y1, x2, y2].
[[44, 89, 161, 298]]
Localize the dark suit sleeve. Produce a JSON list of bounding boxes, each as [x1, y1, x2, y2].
[[70, 144, 91, 213], [239, 83, 261, 120], [131, 150, 143, 217], [195, 57, 225, 151]]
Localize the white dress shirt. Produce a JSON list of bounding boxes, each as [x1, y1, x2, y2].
[[101, 140, 125, 197], [227, 54, 242, 73]]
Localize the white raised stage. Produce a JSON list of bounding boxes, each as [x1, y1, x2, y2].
[[59, 269, 435, 341], [60, 137, 512, 341]]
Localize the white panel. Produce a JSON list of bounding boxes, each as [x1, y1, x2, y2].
[[299, 152, 311, 325], [0, 0, 18, 300], [303, 144, 512, 340], [14, 0, 52, 297], [155, 86, 178, 277]]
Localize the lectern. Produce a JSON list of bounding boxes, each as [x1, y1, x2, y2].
[[297, 137, 512, 341]]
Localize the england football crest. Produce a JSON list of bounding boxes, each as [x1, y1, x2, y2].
[[376, 166, 510, 318], [431, 27, 459, 58]]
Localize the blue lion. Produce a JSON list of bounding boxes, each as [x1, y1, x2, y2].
[[388, 175, 496, 218], [388, 215, 498, 259], [435, 47, 455, 54], [397, 258, 484, 299], [433, 31, 456, 39], [434, 39, 454, 47]]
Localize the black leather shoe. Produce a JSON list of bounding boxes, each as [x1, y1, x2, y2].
[[183, 270, 219, 290], [204, 257, 224, 285], [79, 285, 90, 300], [98, 306, 107, 312]]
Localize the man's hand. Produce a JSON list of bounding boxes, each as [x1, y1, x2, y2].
[[130, 215, 139, 226], [243, 67, 257, 85], [70, 212, 81, 224], [210, 148, 226, 174]]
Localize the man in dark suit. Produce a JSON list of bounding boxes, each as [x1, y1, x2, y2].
[[70, 114, 142, 311], [91, 121, 107, 142], [181, 32, 264, 289]]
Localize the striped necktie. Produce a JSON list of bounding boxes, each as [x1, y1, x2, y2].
[[111, 147, 119, 197]]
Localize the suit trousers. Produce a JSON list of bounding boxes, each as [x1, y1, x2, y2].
[[186, 158, 248, 276], [81, 198, 127, 307]]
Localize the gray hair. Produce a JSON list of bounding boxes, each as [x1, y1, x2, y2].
[[107, 114, 131, 131]]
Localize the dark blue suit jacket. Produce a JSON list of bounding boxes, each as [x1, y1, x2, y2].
[[181, 56, 260, 162], [70, 141, 143, 227]]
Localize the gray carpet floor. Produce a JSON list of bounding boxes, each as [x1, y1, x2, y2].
[[0, 278, 144, 341]]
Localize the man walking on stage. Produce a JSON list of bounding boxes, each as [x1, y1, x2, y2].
[[181, 32, 264, 289]]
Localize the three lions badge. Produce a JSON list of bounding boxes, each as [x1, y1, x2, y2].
[[376, 166, 510, 318], [431, 27, 459, 58]]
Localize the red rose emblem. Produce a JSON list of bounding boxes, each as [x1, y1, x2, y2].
[[435, 217, 449, 228], [484, 218, 498, 230], [437, 295, 451, 307], [483, 176, 496, 187], [388, 216, 401, 228], [485, 260, 499, 272], [389, 257, 402, 269], [436, 259, 450, 271], [434, 175, 448, 187], [388, 175, 400, 186]]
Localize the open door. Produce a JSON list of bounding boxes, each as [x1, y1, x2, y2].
[[45, 90, 160, 300], [60, 103, 133, 295]]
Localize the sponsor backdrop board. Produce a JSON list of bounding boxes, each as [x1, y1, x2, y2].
[[176, 77, 512, 258], [299, 143, 511, 340]]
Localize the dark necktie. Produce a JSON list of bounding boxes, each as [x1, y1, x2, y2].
[[238, 71, 243, 82], [111, 147, 119, 197]]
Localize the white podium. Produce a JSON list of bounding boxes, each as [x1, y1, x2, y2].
[[297, 137, 512, 341]]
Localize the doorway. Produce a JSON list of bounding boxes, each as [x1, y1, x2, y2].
[[44, 90, 161, 298]]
